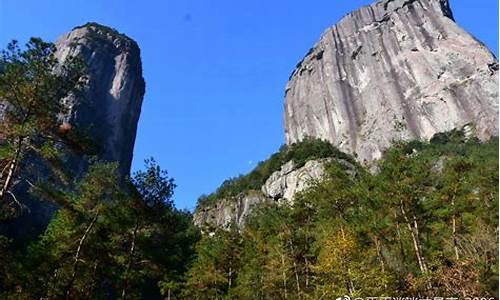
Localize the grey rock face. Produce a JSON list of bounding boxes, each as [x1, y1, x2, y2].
[[2, 23, 145, 239], [193, 191, 269, 230], [194, 158, 349, 230], [284, 0, 499, 163], [262, 159, 331, 203], [55, 23, 145, 177]]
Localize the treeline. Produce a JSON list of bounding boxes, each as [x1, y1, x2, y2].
[[184, 132, 499, 298]]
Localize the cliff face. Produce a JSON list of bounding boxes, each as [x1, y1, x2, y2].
[[195, 0, 498, 230], [284, 0, 499, 162], [55, 23, 145, 177], [3, 23, 145, 238]]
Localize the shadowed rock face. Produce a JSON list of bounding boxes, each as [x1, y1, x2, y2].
[[284, 0, 499, 163], [55, 23, 145, 177], [2, 23, 145, 240]]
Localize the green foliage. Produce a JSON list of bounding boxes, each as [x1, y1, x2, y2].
[[198, 137, 354, 208], [185, 131, 498, 299], [0, 37, 89, 217], [0, 42, 496, 300], [0, 159, 200, 299], [183, 227, 242, 299], [132, 157, 176, 208]]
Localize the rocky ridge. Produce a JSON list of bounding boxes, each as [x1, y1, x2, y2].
[[284, 0, 499, 162], [193, 158, 355, 229]]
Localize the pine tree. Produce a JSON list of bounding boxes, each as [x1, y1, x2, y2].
[[0, 38, 86, 217]]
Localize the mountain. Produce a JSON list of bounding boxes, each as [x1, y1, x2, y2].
[[2, 23, 145, 238], [194, 0, 499, 229], [284, 0, 498, 163]]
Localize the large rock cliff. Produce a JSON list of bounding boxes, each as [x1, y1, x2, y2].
[[3, 23, 145, 238], [284, 0, 499, 162], [55, 23, 145, 177]]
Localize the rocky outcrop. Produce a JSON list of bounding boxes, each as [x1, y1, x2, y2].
[[193, 191, 269, 230], [55, 23, 145, 177], [263, 158, 330, 202], [284, 0, 499, 163], [194, 158, 353, 229]]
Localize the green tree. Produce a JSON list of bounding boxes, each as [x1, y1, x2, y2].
[[183, 227, 241, 299], [7, 158, 199, 299], [120, 158, 199, 300], [0, 38, 86, 217], [17, 162, 122, 299]]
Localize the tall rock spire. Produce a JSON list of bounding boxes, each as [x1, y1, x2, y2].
[[55, 22, 145, 177], [1, 23, 145, 239]]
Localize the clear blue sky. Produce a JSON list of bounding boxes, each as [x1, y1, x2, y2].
[[0, 0, 498, 210]]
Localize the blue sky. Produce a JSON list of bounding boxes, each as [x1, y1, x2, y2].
[[0, 0, 498, 210]]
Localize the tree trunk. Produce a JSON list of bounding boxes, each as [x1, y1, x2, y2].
[[0, 137, 23, 200], [280, 252, 288, 300], [451, 193, 460, 261], [121, 221, 140, 300], [340, 226, 355, 294], [400, 201, 428, 273], [288, 239, 301, 298], [88, 262, 98, 297], [46, 267, 59, 300], [394, 211, 407, 270], [374, 237, 385, 273], [304, 257, 309, 289], [64, 211, 99, 300], [374, 236, 387, 289]]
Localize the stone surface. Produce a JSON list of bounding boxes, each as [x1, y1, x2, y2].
[[194, 158, 349, 229], [262, 159, 331, 203], [55, 23, 145, 177], [1, 23, 145, 239], [284, 0, 499, 163], [193, 191, 269, 230]]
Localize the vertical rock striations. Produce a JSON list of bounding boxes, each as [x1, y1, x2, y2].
[[55, 23, 145, 177], [3, 23, 145, 238], [284, 0, 499, 162]]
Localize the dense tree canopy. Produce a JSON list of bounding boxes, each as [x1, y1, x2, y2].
[[0, 39, 199, 299], [0, 38, 497, 299], [184, 132, 499, 298]]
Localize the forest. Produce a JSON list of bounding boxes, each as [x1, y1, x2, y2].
[[186, 131, 498, 299], [0, 39, 497, 299]]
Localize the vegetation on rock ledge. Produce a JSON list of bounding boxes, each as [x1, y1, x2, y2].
[[197, 137, 355, 209]]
